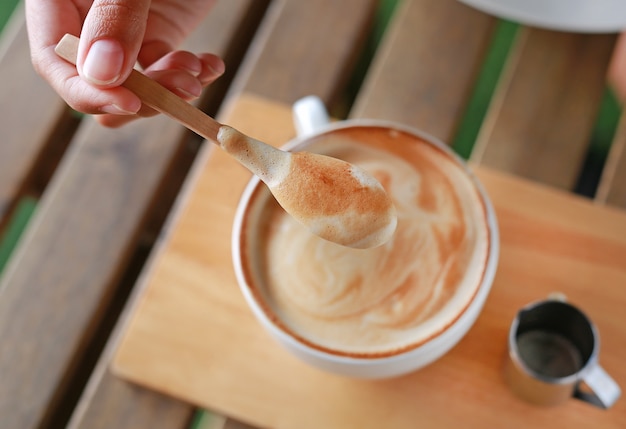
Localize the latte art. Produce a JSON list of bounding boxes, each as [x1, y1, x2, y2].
[[245, 126, 490, 356]]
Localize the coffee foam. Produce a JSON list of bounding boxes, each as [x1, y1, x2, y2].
[[272, 152, 397, 248], [242, 126, 490, 356], [219, 125, 397, 248]]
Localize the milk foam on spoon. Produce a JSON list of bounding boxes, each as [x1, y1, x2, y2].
[[218, 125, 397, 248]]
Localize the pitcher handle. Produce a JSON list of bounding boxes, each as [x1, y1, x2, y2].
[[576, 364, 621, 409]]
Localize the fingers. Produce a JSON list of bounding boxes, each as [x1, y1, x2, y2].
[[149, 51, 226, 85], [77, 0, 152, 88], [25, 0, 147, 116], [95, 51, 225, 128], [609, 32, 626, 103], [25, 0, 221, 127], [197, 53, 226, 85], [56, 73, 142, 116]]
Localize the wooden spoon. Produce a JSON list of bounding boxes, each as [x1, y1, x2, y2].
[[55, 34, 397, 249]]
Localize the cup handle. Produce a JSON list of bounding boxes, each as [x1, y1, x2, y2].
[[575, 364, 621, 408], [293, 95, 330, 137]]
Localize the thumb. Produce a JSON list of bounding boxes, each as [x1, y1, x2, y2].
[[77, 0, 151, 87]]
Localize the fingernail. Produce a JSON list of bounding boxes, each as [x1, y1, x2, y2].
[[102, 104, 137, 115], [182, 65, 202, 77], [208, 60, 225, 77], [83, 39, 124, 85], [176, 87, 202, 99], [198, 58, 226, 85], [200, 63, 226, 85]]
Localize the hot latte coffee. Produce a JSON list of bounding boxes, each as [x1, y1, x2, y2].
[[238, 125, 491, 358]]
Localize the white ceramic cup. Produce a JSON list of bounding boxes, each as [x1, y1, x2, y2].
[[231, 96, 500, 378], [459, 0, 626, 33]]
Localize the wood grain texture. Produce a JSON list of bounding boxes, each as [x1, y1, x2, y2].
[[225, 0, 377, 107], [66, 241, 196, 429], [471, 27, 616, 190], [350, 0, 496, 143], [68, 372, 194, 429], [113, 94, 626, 428], [0, 1, 261, 428], [0, 116, 190, 429], [0, 6, 73, 228], [596, 112, 626, 208]]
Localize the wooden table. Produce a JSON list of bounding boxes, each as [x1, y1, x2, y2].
[[1, 0, 626, 428], [112, 94, 626, 428]]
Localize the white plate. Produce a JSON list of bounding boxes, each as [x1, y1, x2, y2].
[[459, 0, 626, 33]]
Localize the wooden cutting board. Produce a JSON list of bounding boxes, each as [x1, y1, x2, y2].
[[113, 94, 626, 428]]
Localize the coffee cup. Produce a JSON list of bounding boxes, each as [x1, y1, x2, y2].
[[458, 0, 626, 33], [505, 295, 621, 408], [231, 96, 499, 378]]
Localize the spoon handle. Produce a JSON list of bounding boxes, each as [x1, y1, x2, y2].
[[54, 33, 221, 142]]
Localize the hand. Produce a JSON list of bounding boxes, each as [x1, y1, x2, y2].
[[610, 32, 626, 103], [25, 0, 224, 127]]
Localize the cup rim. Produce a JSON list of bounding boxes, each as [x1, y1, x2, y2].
[[232, 118, 500, 363], [458, 0, 626, 33]]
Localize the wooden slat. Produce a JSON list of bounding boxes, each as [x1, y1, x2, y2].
[[66, 247, 196, 429], [194, 413, 259, 429], [222, 419, 260, 429], [0, 4, 75, 229], [0, 117, 192, 429], [224, 0, 378, 108], [471, 27, 616, 190], [68, 373, 194, 429], [350, 0, 496, 142], [596, 112, 626, 208], [0, 1, 264, 428]]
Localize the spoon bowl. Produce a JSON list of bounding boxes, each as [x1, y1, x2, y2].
[[218, 126, 397, 248]]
